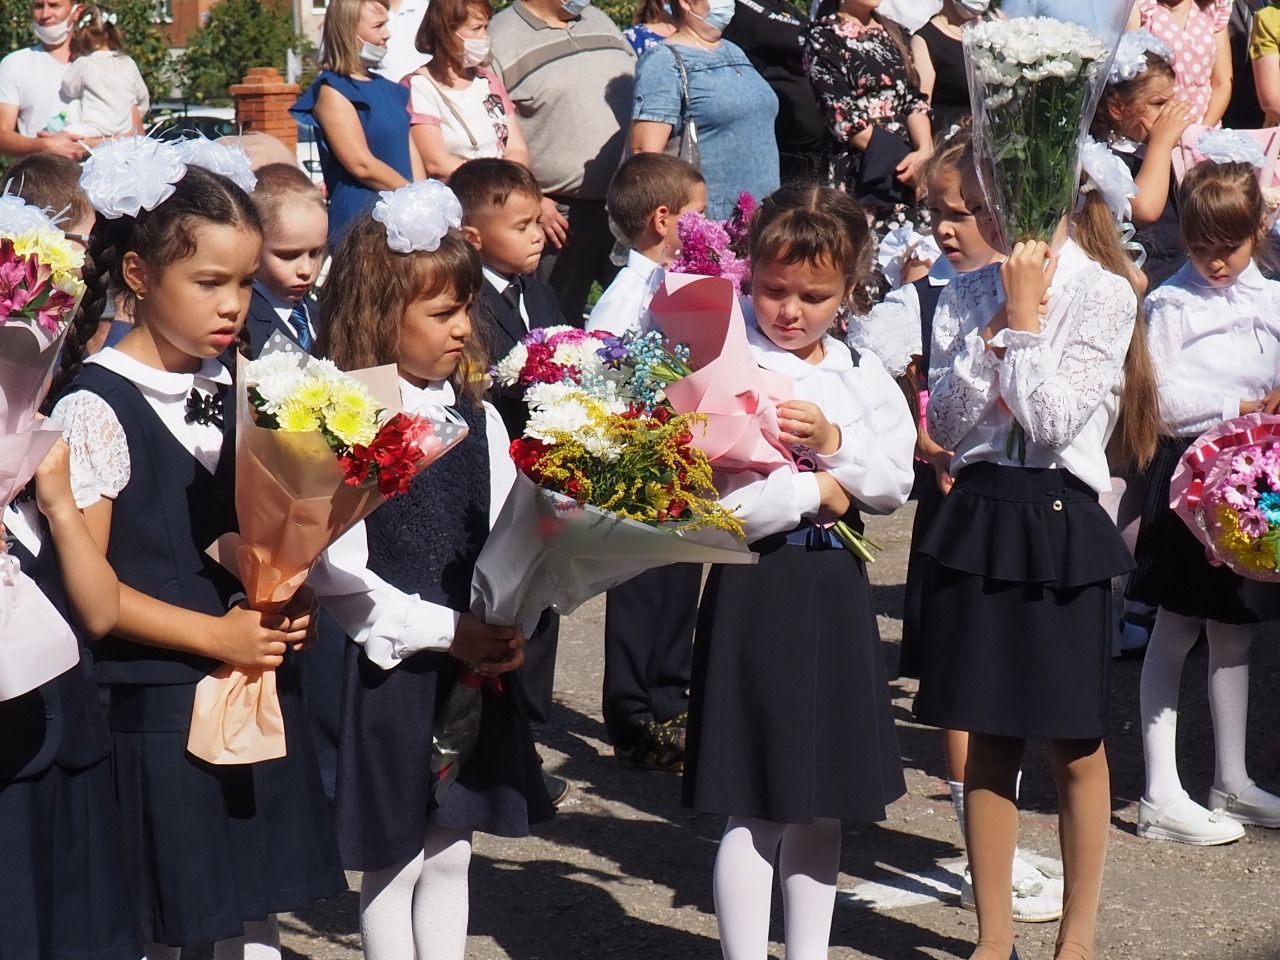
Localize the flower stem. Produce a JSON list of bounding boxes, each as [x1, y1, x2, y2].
[[832, 520, 881, 564]]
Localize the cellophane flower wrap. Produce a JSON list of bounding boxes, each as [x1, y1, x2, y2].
[[964, 0, 1132, 246], [1170, 414, 1280, 581], [668, 193, 756, 294], [188, 338, 468, 764], [432, 325, 756, 798], [0, 197, 86, 700]]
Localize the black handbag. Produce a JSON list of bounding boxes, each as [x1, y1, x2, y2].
[[852, 126, 915, 217]]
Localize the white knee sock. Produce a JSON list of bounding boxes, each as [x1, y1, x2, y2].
[[1140, 609, 1202, 806], [1207, 621, 1253, 796], [778, 819, 842, 960], [411, 826, 473, 960], [361, 850, 426, 960], [949, 780, 966, 838], [212, 920, 281, 960], [713, 816, 785, 959]]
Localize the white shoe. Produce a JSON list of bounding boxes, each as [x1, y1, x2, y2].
[[1137, 792, 1245, 845], [1015, 848, 1063, 880], [1207, 782, 1280, 828], [959, 866, 1064, 923]]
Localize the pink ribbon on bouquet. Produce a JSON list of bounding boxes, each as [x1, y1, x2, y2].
[[1175, 419, 1280, 510]]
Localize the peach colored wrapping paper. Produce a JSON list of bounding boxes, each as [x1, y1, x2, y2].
[[187, 348, 467, 764]]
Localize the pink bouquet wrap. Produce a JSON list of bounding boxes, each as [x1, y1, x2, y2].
[[646, 273, 795, 475], [1170, 413, 1280, 581], [1173, 125, 1280, 190]]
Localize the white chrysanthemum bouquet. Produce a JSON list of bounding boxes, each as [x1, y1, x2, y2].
[[963, 1, 1130, 244]]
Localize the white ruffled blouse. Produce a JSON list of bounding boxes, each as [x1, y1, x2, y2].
[[846, 259, 952, 378], [1144, 261, 1280, 438], [926, 238, 1137, 495]]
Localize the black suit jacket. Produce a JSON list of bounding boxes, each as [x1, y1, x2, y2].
[[244, 287, 323, 359], [476, 275, 569, 438]]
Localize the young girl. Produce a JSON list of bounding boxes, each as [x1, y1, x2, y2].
[[51, 163, 345, 958], [1128, 160, 1280, 846], [1129, 0, 1232, 127], [409, 0, 529, 178], [914, 183, 1159, 959], [61, 5, 149, 139], [683, 183, 916, 958], [309, 190, 553, 960], [1093, 31, 1193, 292]]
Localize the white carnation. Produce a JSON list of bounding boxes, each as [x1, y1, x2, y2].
[[526, 392, 594, 441], [247, 350, 306, 410], [495, 342, 529, 386]]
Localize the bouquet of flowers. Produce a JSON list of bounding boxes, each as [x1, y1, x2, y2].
[[189, 339, 468, 764], [669, 192, 756, 294], [0, 196, 87, 700], [1170, 414, 1280, 580], [963, 0, 1131, 245]]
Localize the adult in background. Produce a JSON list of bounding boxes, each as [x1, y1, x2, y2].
[[376, 0, 431, 82], [625, 0, 675, 55], [1249, 0, 1280, 123], [803, 0, 932, 232], [293, 0, 423, 245], [408, 0, 529, 178], [723, 0, 829, 185], [630, 0, 780, 220], [1130, 0, 1234, 126], [0, 0, 86, 159], [911, 0, 989, 139], [1224, 0, 1264, 127], [489, 0, 636, 324]]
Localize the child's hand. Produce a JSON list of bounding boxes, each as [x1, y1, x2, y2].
[[815, 471, 852, 522], [281, 585, 319, 652], [1146, 99, 1194, 150], [210, 603, 300, 668], [1000, 241, 1056, 332], [450, 613, 525, 675], [778, 401, 841, 455], [1240, 399, 1263, 415], [34, 438, 77, 522], [1262, 388, 1280, 415]]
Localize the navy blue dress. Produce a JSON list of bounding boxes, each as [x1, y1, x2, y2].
[[292, 71, 413, 245], [62, 364, 345, 947], [0, 509, 140, 960]]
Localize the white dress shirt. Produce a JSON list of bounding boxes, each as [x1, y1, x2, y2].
[[1145, 261, 1280, 437], [716, 310, 916, 543], [51, 347, 232, 509], [310, 378, 516, 670], [847, 258, 953, 378], [482, 264, 530, 330], [375, 0, 432, 83], [927, 238, 1137, 495], [585, 249, 663, 335]]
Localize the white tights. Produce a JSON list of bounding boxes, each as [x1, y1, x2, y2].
[[1140, 609, 1254, 804], [359, 825, 474, 960], [712, 816, 842, 960], [144, 919, 281, 960]]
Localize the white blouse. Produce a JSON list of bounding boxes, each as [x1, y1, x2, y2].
[[406, 67, 515, 161], [846, 261, 951, 378], [585, 250, 663, 336], [309, 378, 516, 670], [50, 348, 232, 509], [717, 314, 916, 543], [1145, 261, 1280, 438], [927, 238, 1137, 495]]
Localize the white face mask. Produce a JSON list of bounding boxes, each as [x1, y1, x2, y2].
[[460, 36, 491, 68], [359, 41, 388, 68], [32, 15, 72, 47], [956, 0, 991, 16], [692, 0, 735, 33]]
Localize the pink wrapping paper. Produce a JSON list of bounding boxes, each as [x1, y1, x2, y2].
[[646, 273, 796, 475], [1173, 125, 1280, 190]]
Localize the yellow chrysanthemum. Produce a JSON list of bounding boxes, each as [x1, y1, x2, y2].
[[293, 375, 334, 412], [326, 406, 378, 447], [276, 398, 321, 433], [12, 229, 84, 290], [328, 381, 379, 419]]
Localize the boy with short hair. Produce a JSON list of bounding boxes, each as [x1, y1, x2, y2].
[[586, 153, 706, 336], [246, 162, 329, 357]]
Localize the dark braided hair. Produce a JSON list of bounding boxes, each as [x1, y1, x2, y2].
[[47, 166, 263, 406]]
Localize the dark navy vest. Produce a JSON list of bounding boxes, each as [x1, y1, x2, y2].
[[64, 364, 240, 685], [911, 276, 944, 375], [1, 514, 112, 779], [365, 400, 490, 613]]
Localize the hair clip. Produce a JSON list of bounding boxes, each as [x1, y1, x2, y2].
[[372, 179, 462, 254], [1109, 30, 1173, 85], [1079, 138, 1136, 222], [1195, 128, 1267, 169], [79, 136, 187, 219], [173, 137, 258, 195]]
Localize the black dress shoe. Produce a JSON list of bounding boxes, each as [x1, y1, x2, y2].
[[542, 771, 571, 806]]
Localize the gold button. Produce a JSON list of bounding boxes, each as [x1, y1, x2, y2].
[[1052, 499, 1063, 512]]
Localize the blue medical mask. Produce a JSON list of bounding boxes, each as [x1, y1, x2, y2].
[[562, 0, 592, 17], [692, 0, 735, 32]]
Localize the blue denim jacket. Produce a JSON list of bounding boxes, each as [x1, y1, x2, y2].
[[633, 40, 780, 219]]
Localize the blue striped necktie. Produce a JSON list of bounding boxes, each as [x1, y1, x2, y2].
[[289, 302, 313, 351]]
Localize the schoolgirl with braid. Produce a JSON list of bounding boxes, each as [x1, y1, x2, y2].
[[49, 146, 344, 958]]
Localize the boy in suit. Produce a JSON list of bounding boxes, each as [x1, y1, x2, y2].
[[452, 158, 569, 802], [246, 163, 328, 358]]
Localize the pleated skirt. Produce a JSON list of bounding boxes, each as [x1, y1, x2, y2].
[[335, 642, 555, 874], [899, 461, 946, 680], [1128, 437, 1280, 624], [683, 533, 905, 825], [107, 661, 347, 946], [913, 463, 1134, 740]]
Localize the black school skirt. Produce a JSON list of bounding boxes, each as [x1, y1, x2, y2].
[[913, 463, 1134, 740], [1128, 437, 1280, 624], [899, 461, 946, 680]]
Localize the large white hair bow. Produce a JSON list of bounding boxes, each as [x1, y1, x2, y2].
[[79, 136, 187, 219], [1080, 138, 1137, 222], [372, 179, 463, 254], [1196, 128, 1267, 169], [1109, 29, 1172, 85], [174, 138, 259, 195]]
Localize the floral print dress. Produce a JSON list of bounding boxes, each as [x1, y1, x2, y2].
[[802, 14, 931, 231]]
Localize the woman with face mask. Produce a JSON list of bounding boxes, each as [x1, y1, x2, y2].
[[408, 0, 530, 179], [910, 0, 992, 138], [629, 0, 781, 220], [292, 0, 424, 245]]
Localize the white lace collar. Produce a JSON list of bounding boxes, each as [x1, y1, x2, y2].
[[744, 305, 853, 381], [86, 346, 232, 398]]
